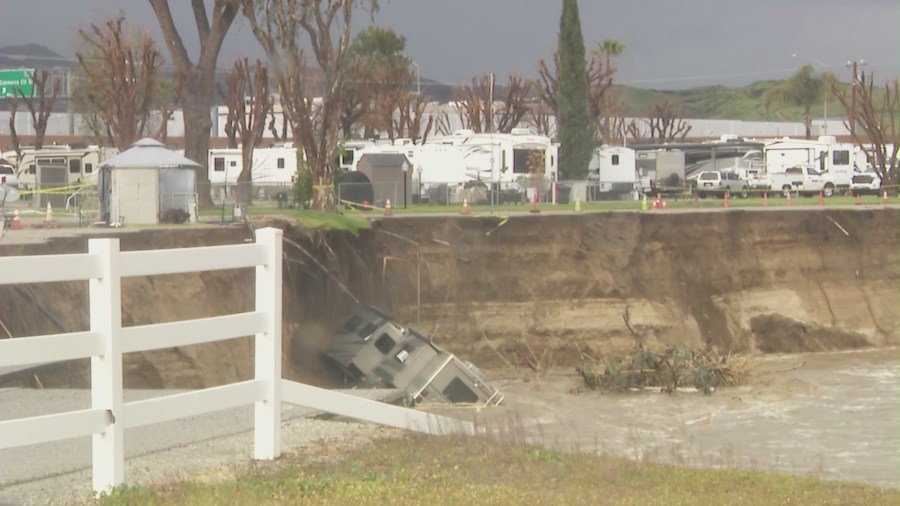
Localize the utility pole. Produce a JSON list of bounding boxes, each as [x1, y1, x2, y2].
[[846, 59, 868, 136]]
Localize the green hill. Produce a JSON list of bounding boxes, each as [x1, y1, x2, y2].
[[614, 80, 854, 123]]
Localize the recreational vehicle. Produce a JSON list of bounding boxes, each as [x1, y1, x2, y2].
[[763, 136, 856, 190], [5, 145, 118, 191], [2, 145, 118, 205], [208, 145, 299, 186], [323, 304, 503, 407], [586, 145, 637, 199]]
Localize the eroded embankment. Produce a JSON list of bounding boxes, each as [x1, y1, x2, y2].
[[369, 209, 899, 367], [0, 209, 897, 389]]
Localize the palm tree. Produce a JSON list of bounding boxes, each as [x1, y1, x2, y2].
[[598, 39, 625, 71], [764, 64, 828, 139]]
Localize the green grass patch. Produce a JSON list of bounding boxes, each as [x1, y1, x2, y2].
[[90, 434, 898, 506]]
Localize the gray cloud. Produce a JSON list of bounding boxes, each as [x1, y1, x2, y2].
[[0, 0, 896, 89]]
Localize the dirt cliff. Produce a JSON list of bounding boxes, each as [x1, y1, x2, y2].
[[1, 208, 897, 389]]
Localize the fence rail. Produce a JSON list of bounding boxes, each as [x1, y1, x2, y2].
[[0, 227, 473, 495]]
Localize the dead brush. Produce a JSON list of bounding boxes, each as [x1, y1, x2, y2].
[[577, 346, 755, 396]]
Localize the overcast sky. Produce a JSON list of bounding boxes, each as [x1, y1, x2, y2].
[[1, 0, 897, 90]]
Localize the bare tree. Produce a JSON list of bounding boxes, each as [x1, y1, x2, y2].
[[831, 71, 899, 191], [13, 70, 62, 150], [7, 100, 23, 167], [242, 0, 373, 211], [268, 105, 290, 141], [219, 58, 273, 203], [524, 100, 555, 138], [590, 40, 625, 144], [386, 90, 434, 144], [153, 79, 178, 145], [645, 100, 691, 143], [75, 16, 163, 151], [366, 55, 412, 139], [148, 0, 240, 208], [451, 74, 531, 134]]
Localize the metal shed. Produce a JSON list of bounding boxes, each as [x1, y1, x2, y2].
[[97, 138, 200, 225], [356, 153, 412, 208]]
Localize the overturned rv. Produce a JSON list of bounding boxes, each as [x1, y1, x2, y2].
[[323, 305, 503, 407]]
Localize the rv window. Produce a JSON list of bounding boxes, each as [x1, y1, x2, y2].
[[340, 150, 354, 166], [612, 154, 620, 165], [342, 315, 363, 332], [833, 150, 850, 165], [277, 158, 285, 169], [230, 160, 237, 167], [357, 322, 378, 339], [28, 164, 35, 174], [442, 377, 479, 403], [85, 163, 93, 174], [374, 333, 396, 354], [69, 159, 81, 174], [214, 157, 225, 172]]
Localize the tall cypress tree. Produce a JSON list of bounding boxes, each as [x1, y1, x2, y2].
[[556, 0, 593, 180]]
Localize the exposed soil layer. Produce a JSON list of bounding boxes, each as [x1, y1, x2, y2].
[[1, 209, 897, 389]]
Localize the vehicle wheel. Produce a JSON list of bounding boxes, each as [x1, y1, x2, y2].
[[823, 184, 834, 197], [739, 186, 749, 199], [782, 185, 792, 198]]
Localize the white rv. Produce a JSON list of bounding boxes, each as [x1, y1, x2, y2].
[[763, 136, 857, 189], [208, 144, 299, 185], [588, 145, 637, 198], [5, 144, 119, 191], [351, 129, 559, 185]]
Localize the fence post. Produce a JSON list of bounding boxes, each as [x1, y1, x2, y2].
[[89, 238, 124, 494], [254, 227, 283, 460]]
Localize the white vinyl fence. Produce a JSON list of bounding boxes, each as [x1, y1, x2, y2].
[[0, 227, 473, 495]]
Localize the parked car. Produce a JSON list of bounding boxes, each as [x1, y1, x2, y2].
[[695, 170, 749, 198], [850, 167, 882, 195]]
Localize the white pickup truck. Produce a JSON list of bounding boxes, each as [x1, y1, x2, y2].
[[767, 165, 836, 197]]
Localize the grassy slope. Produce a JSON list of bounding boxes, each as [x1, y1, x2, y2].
[[92, 434, 899, 506], [614, 80, 859, 123]]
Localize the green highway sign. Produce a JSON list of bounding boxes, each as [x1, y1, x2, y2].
[[0, 69, 34, 98]]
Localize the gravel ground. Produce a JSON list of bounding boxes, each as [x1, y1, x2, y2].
[[0, 388, 404, 506]]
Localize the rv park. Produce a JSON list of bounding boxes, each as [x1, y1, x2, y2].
[[1, 1, 899, 504]]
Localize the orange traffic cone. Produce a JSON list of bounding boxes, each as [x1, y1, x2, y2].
[[661, 196, 668, 210], [384, 199, 394, 217], [855, 193, 862, 205], [461, 198, 471, 215], [45, 202, 55, 224], [883, 191, 889, 205], [817, 191, 824, 206], [723, 192, 730, 208], [785, 190, 792, 207], [530, 192, 540, 213], [10, 209, 22, 230], [763, 192, 769, 207]]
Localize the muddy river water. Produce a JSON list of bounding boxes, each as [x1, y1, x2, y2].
[[428, 347, 899, 488]]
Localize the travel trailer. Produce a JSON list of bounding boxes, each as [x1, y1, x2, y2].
[[763, 136, 857, 190], [352, 129, 559, 186], [586, 145, 637, 199], [323, 304, 503, 407], [208, 144, 299, 185], [4, 144, 118, 191]]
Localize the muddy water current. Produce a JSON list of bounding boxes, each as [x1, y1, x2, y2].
[[429, 348, 899, 488]]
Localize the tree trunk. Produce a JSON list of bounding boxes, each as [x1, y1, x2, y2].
[[238, 147, 254, 204], [311, 164, 336, 210], [181, 77, 215, 208]]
